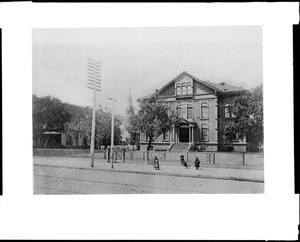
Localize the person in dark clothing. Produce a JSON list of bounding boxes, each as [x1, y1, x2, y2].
[[194, 157, 200, 170], [154, 156, 160, 170], [180, 155, 185, 166], [180, 155, 189, 168]]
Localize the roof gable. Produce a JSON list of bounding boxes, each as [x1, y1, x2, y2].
[[138, 71, 247, 101], [154, 71, 221, 97]]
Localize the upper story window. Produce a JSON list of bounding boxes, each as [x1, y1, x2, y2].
[[176, 84, 182, 96], [201, 123, 209, 141], [225, 103, 235, 118], [224, 125, 238, 141], [176, 82, 193, 96], [201, 102, 208, 119], [187, 83, 193, 95], [225, 104, 230, 118], [187, 102, 193, 119], [181, 83, 187, 95], [176, 104, 182, 118]]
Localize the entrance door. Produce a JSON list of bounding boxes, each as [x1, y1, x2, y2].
[[179, 127, 189, 142]]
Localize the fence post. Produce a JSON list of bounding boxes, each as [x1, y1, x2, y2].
[[242, 153, 245, 165], [107, 149, 110, 163], [213, 153, 216, 164], [143, 152, 145, 161], [122, 149, 125, 163]]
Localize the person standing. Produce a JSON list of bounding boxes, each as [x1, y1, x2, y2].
[[194, 157, 200, 170], [154, 156, 160, 170]]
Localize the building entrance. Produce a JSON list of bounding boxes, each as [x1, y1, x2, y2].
[[179, 127, 189, 142]]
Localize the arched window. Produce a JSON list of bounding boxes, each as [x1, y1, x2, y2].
[[187, 102, 193, 119], [201, 102, 208, 119], [201, 123, 208, 141], [176, 104, 182, 118]]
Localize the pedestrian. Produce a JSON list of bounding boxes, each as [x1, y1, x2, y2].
[[180, 155, 188, 168], [194, 157, 200, 170], [180, 155, 185, 166], [154, 156, 160, 170]]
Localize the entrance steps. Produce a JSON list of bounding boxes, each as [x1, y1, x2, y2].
[[170, 143, 190, 152]]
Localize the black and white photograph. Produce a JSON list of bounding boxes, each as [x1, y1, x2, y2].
[[1, 2, 298, 240], [32, 26, 264, 194]]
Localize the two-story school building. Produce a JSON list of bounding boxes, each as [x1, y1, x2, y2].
[[138, 71, 248, 152]]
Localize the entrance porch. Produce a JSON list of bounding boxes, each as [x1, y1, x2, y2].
[[172, 118, 196, 144]]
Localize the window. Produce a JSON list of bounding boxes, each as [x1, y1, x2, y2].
[[187, 83, 193, 95], [163, 130, 169, 141], [182, 83, 187, 95], [187, 102, 193, 119], [176, 104, 182, 118], [201, 102, 208, 119], [145, 133, 149, 141], [176, 84, 181, 96], [176, 82, 192, 96], [163, 103, 170, 116], [201, 123, 208, 141], [225, 104, 230, 118], [224, 125, 237, 141]]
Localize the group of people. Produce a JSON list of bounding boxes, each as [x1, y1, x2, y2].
[[180, 155, 200, 169], [153, 155, 201, 170]]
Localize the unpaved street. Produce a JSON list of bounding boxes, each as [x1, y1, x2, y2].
[[34, 165, 264, 194]]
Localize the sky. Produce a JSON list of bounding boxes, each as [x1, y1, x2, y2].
[[32, 26, 263, 115]]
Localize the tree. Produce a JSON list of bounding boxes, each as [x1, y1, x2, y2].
[[96, 109, 122, 148], [225, 85, 263, 152], [64, 106, 122, 149], [32, 95, 71, 147], [127, 99, 178, 153]]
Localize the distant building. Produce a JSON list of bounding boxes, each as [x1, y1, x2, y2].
[[138, 71, 247, 152]]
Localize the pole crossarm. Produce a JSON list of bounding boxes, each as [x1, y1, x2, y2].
[[87, 58, 102, 167]]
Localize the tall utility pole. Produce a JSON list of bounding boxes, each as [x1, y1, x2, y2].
[[87, 58, 101, 167], [108, 97, 116, 169]]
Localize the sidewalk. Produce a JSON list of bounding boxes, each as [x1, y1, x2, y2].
[[33, 156, 264, 183]]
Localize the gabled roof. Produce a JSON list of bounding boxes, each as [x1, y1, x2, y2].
[[205, 81, 246, 93], [138, 71, 247, 101], [157, 71, 222, 95], [138, 93, 155, 101]]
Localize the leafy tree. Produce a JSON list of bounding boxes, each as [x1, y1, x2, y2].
[[32, 95, 71, 147], [127, 100, 178, 153], [225, 85, 263, 151], [64, 107, 122, 149], [125, 106, 139, 146]]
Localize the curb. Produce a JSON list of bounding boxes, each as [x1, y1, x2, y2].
[[34, 163, 264, 183]]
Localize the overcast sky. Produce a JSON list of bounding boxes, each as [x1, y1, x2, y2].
[[32, 26, 263, 115]]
